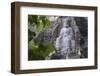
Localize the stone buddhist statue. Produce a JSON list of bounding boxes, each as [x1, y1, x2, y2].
[[46, 17, 81, 60], [55, 17, 75, 59]]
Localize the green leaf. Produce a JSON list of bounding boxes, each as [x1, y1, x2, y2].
[[37, 23, 44, 30], [28, 39, 39, 50]]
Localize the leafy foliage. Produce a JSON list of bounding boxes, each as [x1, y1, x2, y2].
[[28, 39, 55, 60], [28, 15, 55, 60], [28, 15, 50, 30]]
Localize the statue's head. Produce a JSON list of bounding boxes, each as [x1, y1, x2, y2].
[[62, 17, 71, 28]]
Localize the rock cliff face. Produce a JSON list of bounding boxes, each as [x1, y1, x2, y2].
[[36, 16, 88, 59]]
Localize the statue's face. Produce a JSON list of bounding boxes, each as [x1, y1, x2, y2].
[[62, 18, 69, 27]]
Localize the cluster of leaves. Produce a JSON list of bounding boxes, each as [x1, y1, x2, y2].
[[28, 15, 55, 60], [28, 15, 50, 30], [28, 39, 55, 60]]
